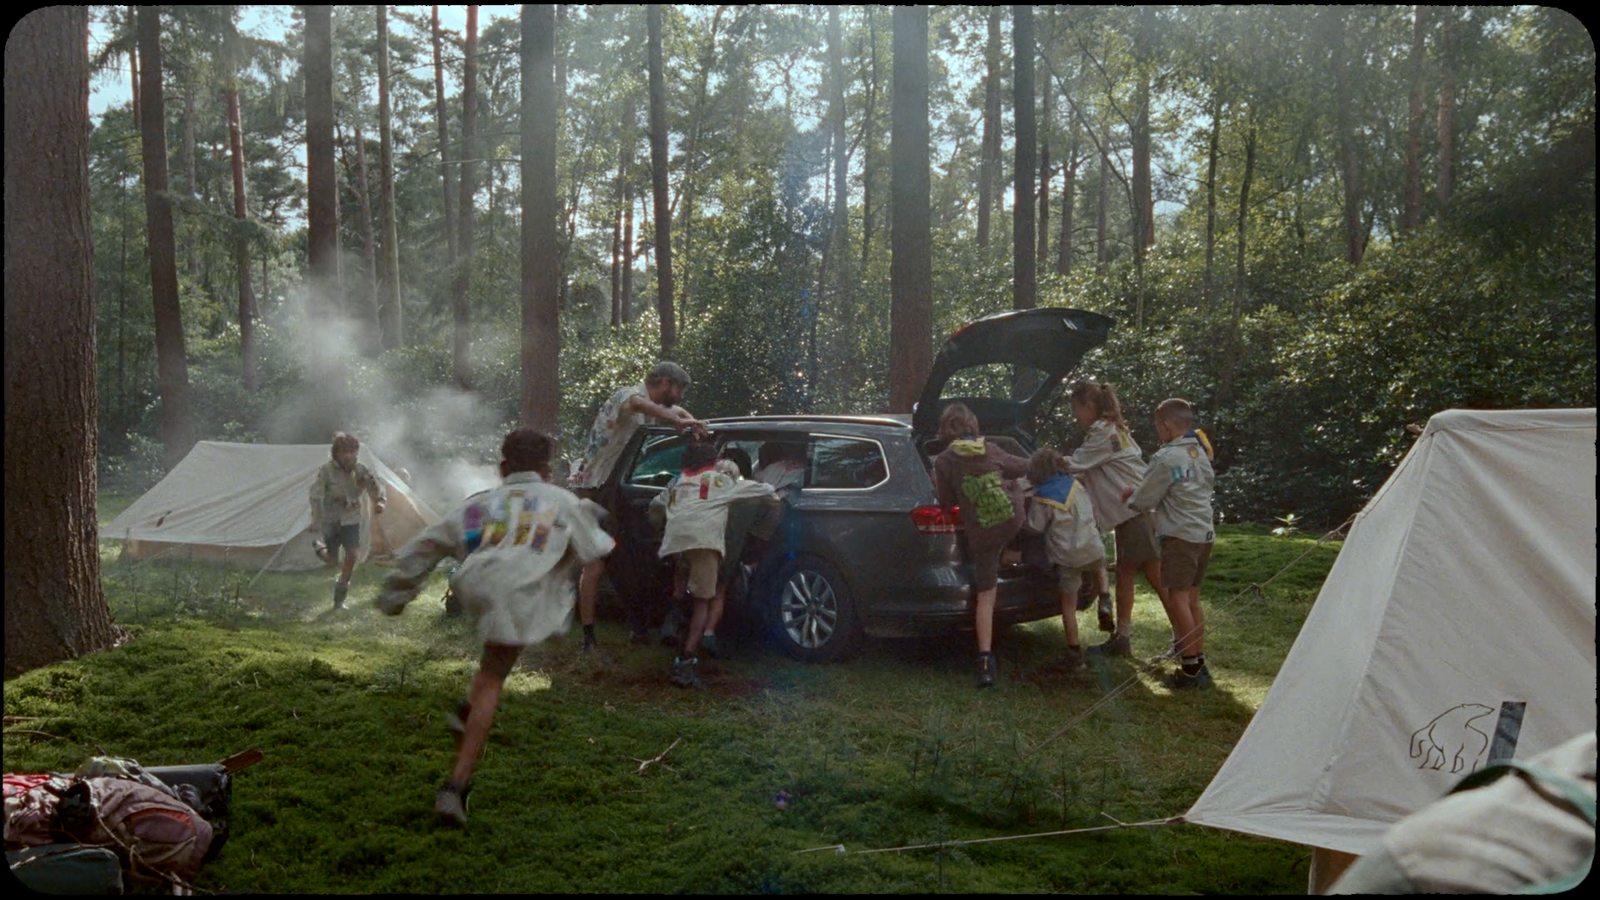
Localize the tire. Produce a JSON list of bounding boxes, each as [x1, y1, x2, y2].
[[766, 555, 862, 663]]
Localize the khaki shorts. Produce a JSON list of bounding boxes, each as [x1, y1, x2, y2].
[[1114, 511, 1160, 566], [1160, 537, 1213, 590], [681, 548, 722, 599], [1055, 564, 1095, 598]]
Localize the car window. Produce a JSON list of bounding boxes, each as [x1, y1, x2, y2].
[[626, 434, 686, 487], [943, 362, 1047, 402], [809, 437, 887, 490]]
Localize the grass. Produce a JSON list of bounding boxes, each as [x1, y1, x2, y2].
[[2, 500, 1343, 893]]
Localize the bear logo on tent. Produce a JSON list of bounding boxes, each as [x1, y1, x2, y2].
[[1409, 703, 1495, 774]]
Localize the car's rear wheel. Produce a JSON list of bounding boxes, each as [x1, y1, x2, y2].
[[767, 555, 861, 663]]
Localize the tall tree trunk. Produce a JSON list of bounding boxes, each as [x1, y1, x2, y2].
[[621, 96, 636, 323], [377, 5, 402, 349], [227, 86, 256, 391], [1333, 10, 1364, 265], [138, 6, 193, 469], [1436, 5, 1455, 216], [611, 155, 624, 328], [1402, 5, 1427, 232], [829, 6, 848, 265], [181, 80, 198, 278], [978, 6, 1002, 249], [889, 5, 932, 414], [861, 5, 880, 273], [5, 5, 116, 677], [647, 4, 676, 354], [453, 6, 479, 389], [1234, 120, 1256, 318], [1204, 92, 1221, 306], [522, 4, 560, 433], [1058, 97, 1079, 276], [1037, 72, 1051, 267], [1132, 70, 1153, 251], [1012, 5, 1036, 310], [129, 6, 141, 135], [306, 4, 338, 340], [352, 126, 381, 353], [1095, 145, 1108, 274], [674, 6, 727, 316], [432, 6, 457, 262]]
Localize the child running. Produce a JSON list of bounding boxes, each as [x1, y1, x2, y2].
[[656, 439, 776, 687], [376, 429, 614, 824], [1022, 448, 1106, 672], [308, 432, 387, 610], [1122, 398, 1216, 689], [1064, 382, 1169, 658]]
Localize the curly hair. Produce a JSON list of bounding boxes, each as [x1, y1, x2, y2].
[[501, 428, 554, 475], [330, 432, 360, 459]]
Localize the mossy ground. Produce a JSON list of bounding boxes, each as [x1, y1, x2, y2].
[[2, 499, 1341, 893]]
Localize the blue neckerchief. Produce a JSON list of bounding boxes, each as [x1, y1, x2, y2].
[[1034, 473, 1076, 505]]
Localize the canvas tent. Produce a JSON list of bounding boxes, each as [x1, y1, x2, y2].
[[105, 442, 440, 571], [1182, 408, 1597, 889]]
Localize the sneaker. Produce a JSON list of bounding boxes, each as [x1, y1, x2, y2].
[[669, 656, 702, 689], [445, 700, 472, 742], [976, 652, 997, 688], [1097, 595, 1115, 633], [332, 581, 348, 610], [1152, 640, 1182, 663], [1088, 633, 1132, 658], [699, 634, 720, 659], [1162, 664, 1214, 690], [435, 780, 471, 826]]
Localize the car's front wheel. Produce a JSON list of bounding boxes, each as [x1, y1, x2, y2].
[[767, 555, 861, 663]]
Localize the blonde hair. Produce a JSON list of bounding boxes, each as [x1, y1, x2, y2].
[[1155, 398, 1194, 431], [1068, 381, 1125, 430], [1027, 448, 1066, 485], [937, 403, 981, 442]]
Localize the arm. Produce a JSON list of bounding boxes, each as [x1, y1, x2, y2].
[[1064, 424, 1118, 475], [1126, 453, 1174, 514], [998, 448, 1031, 480], [363, 465, 388, 513], [623, 392, 706, 436], [307, 468, 325, 532], [377, 517, 464, 614]]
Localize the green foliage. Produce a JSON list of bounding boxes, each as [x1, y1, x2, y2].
[[3, 513, 1340, 893]]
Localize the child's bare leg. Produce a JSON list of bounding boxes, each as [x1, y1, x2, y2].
[[683, 596, 711, 657], [578, 558, 603, 627], [339, 548, 358, 585], [1158, 588, 1199, 659], [1058, 590, 1080, 648], [453, 644, 518, 786], [1187, 591, 1205, 657], [1141, 558, 1175, 644], [975, 587, 997, 653], [1114, 560, 1139, 632]]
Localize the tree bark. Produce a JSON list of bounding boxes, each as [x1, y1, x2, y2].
[[1037, 70, 1051, 268], [889, 5, 932, 414], [432, 6, 457, 263], [453, 5, 479, 389], [1058, 95, 1078, 276], [1436, 6, 1455, 216], [1234, 120, 1256, 318], [129, 5, 141, 135], [647, 4, 676, 354], [861, 6, 880, 273], [1204, 92, 1221, 306], [227, 86, 257, 390], [978, 6, 1002, 249], [352, 126, 381, 353], [1402, 5, 1427, 232], [5, 5, 116, 677], [1333, 9, 1365, 265], [829, 5, 848, 267], [1095, 145, 1108, 274], [1132, 69, 1153, 251], [1012, 5, 1036, 310], [377, 5, 402, 349], [521, 5, 560, 433], [622, 95, 636, 324], [612, 156, 624, 328], [138, 5, 194, 469], [306, 4, 338, 352]]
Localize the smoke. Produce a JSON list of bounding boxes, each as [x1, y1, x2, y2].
[[258, 280, 514, 514]]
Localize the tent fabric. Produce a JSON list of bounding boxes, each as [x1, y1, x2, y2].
[[1183, 408, 1597, 856], [104, 442, 440, 571]]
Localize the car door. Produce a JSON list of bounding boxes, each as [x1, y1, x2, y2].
[[605, 427, 687, 611]]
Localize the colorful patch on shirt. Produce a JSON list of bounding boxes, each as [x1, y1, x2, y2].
[[463, 503, 486, 552]]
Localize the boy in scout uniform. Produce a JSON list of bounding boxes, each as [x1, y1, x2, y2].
[[309, 432, 387, 609]]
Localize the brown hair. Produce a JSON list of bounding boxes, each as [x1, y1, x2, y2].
[[330, 432, 360, 459], [1068, 381, 1125, 430], [937, 402, 981, 442], [1027, 448, 1067, 485], [1155, 398, 1194, 431], [681, 438, 719, 472], [500, 428, 554, 475]]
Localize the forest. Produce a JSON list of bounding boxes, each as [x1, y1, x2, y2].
[[5, 5, 1595, 669]]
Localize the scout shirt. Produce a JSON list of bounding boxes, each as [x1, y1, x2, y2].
[[932, 437, 1030, 557], [655, 464, 777, 558], [1126, 431, 1215, 544], [378, 472, 615, 646], [1063, 419, 1145, 531], [568, 383, 649, 490], [1024, 473, 1106, 569], [309, 459, 387, 530]]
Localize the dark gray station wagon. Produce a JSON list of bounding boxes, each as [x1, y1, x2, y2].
[[595, 308, 1113, 661]]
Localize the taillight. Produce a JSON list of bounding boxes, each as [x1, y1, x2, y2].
[[912, 505, 961, 534]]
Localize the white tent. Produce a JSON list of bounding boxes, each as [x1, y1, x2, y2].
[[1183, 408, 1597, 886], [104, 441, 440, 571]]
